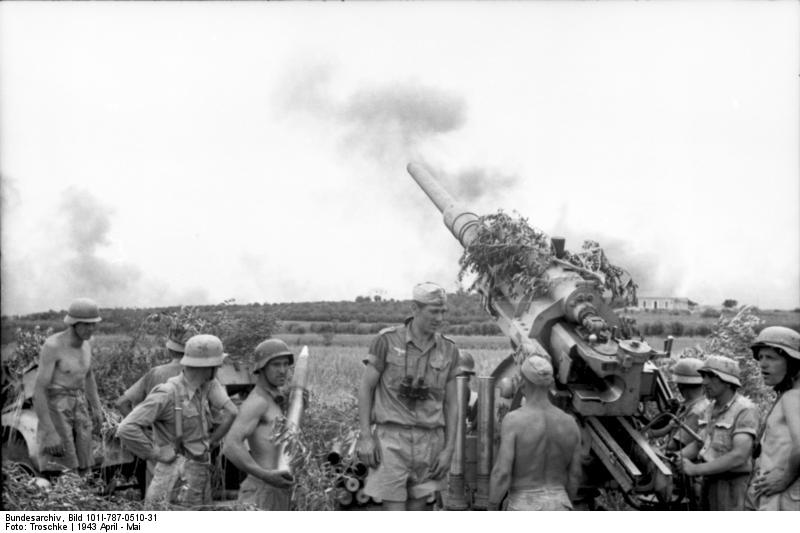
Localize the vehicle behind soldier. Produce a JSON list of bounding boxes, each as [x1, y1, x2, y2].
[[488, 355, 582, 511], [34, 298, 105, 476], [223, 338, 295, 510], [746, 326, 800, 511], [678, 355, 759, 511], [116, 334, 238, 508]]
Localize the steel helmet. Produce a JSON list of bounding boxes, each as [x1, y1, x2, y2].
[[698, 355, 741, 387], [455, 350, 476, 376], [750, 326, 800, 361], [165, 323, 197, 354], [672, 358, 705, 385], [180, 334, 225, 367], [64, 298, 102, 325], [253, 339, 294, 372]]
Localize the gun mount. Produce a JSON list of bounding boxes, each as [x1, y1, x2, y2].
[[407, 162, 681, 510]]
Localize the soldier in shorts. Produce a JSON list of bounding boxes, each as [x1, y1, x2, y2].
[[34, 298, 105, 475], [356, 282, 459, 510], [746, 327, 800, 511], [223, 339, 295, 510], [488, 356, 582, 511]]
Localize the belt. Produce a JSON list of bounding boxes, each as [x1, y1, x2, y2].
[[48, 388, 85, 397], [376, 422, 442, 431]]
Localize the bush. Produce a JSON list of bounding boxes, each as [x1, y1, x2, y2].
[[649, 321, 665, 336], [669, 321, 685, 337], [695, 324, 712, 336]]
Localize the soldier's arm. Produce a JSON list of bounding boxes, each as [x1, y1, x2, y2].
[[115, 375, 148, 416], [430, 376, 458, 479], [116, 387, 169, 461], [207, 379, 238, 447], [489, 413, 517, 510], [566, 421, 583, 501], [691, 433, 753, 476], [690, 407, 757, 476], [33, 342, 59, 438], [356, 364, 382, 466], [222, 394, 290, 487], [85, 367, 103, 419]]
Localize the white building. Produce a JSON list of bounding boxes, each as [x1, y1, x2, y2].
[[638, 296, 698, 312]]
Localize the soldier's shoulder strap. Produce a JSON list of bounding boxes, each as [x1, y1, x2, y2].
[[377, 325, 399, 336]]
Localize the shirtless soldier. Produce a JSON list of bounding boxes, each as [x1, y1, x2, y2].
[[223, 339, 294, 510], [34, 298, 105, 474], [489, 355, 582, 511]]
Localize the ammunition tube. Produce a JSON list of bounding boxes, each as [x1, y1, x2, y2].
[[326, 440, 344, 465], [344, 475, 361, 493], [474, 376, 495, 510], [355, 489, 370, 505], [446, 376, 470, 510]]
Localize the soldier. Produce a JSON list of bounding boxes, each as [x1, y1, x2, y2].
[[116, 326, 193, 416], [356, 282, 459, 511], [648, 358, 710, 452], [34, 298, 105, 475], [223, 339, 295, 510], [679, 355, 759, 510], [117, 334, 238, 507], [746, 326, 800, 511], [115, 326, 193, 491], [488, 356, 582, 511]]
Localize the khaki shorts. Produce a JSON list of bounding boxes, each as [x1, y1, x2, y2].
[[37, 391, 93, 471], [746, 476, 800, 511], [507, 487, 573, 511], [363, 424, 445, 502], [702, 473, 749, 511], [145, 453, 211, 508], [238, 474, 291, 510]]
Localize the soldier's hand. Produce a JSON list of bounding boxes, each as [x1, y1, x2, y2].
[[92, 411, 105, 432], [678, 458, 698, 476], [263, 469, 294, 489], [753, 467, 791, 498], [42, 433, 65, 457], [429, 447, 454, 480], [356, 433, 381, 468], [153, 447, 177, 464]]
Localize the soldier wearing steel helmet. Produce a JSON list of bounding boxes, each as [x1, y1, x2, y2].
[[33, 298, 105, 475], [356, 282, 460, 510], [679, 355, 759, 510], [648, 358, 710, 452], [117, 334, 238, 507], [223, 338, 295, 510], [746, 326, 800, 511]]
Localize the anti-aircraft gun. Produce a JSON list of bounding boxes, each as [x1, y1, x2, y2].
[[406, 162, 683, 510]]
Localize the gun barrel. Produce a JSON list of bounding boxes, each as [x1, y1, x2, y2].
[[407, 162, 480, 248]]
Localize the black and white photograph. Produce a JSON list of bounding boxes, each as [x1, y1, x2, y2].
[[1, 0, 798, 524]]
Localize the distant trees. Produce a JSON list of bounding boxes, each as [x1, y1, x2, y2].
[[723, 299, 738, 309]]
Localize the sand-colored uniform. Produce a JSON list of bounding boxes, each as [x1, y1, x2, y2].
[[362, 319, 459, 502], [117, 374, 234, 507], [697, 393, 759, 510], [38, 386, 94, 471], [506, 487, 573, 511]]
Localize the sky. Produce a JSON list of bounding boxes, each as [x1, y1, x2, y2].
[[1, 1, 798, 316]]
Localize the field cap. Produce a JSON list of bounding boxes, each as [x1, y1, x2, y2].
[[521, 355, 554, 386], [64, 298, 102, 325], [413, 282, 446, 305], [698, 355, 741, 387]]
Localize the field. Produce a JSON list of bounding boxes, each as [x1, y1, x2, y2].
[[1, 306, 778, 511]]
